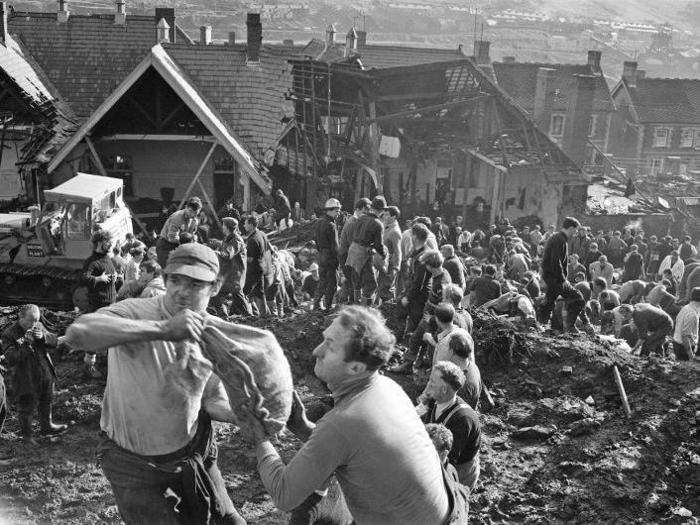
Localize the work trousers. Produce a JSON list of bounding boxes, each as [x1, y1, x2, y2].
[[341, 264, 358, 303], [455, 455, 480, 492], [353, 261, 378, 304], [404, 313, 432, 364], [100, 437, 245, 525], [640, 322, 673, 356], [672, 341, 693, 361], [540, 279, 588, 327], [378, 269, 398, 302], [16, 377, 54, 435], [314, 262, 338, 309], [210, 285, 251, 317], [156, 237, 178, 268]]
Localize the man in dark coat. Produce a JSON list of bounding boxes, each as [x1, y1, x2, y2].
[[274, 189, 292, 230], [539, 217, 591, 333], [313, 198, 341, 311], [210, 217, 250, 316], [1, 304, 67, 443]]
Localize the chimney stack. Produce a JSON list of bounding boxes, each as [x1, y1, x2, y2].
[[637, 70, 646, 80], [564, 74, 597, 165], [345, 28, 357, 57], [246, 13, 262, 62], [326, 23, 335, 45], [115, 0, 125, 26], [57, 0, 69, 23], [533, 67, 555, 129], [228, 31, 236, 45], [156, 17, 170, 43], [473, 40, 490, 65], [622, 61, 638, 87], [155, 7, 175, 43], [356, 29, 367, 48], [0, 2, 7, 46], [200, 25, 211, 45], [502, 56, 516, 63], [587, 50, 601, 73]]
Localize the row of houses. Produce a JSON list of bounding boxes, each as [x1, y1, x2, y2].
[[0, 0, 696, 230]]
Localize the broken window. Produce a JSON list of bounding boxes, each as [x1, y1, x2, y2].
[[653, 128, 669, 148], [550, 114, 565, 137], [680, 128, 694, 148]]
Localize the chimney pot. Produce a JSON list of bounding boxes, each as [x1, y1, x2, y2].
[[473, 40, 490, 65], [200, 25, 211, 45], [587, 50, 602, 72], [345, 27, 357, 57], [156, 17, 170, 43], [57, 0, 69, 23], [155, 7, 176, 43], [228, 31, 236, 45], [502, 56, 516, 63], [622, 60, 638, 88], [0, 2, 7, 46], [115, 0, 126, 25], [326, 23, 335, 44], [246, 12, 262, 62]]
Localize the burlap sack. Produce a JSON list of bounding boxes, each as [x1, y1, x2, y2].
[[201, 316, 294, 435]]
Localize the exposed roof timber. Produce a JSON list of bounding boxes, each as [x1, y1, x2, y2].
[[369, 95, 490, 124], [47, 45, 271, 194]]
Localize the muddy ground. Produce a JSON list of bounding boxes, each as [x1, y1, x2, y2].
[[0, 306, 698, 524]]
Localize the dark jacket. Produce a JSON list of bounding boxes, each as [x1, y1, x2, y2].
[[216, 232, 247, 289], [443, 256, 465, 289], [275, 194, 292, 218], [352, 212, 385, 257], [0, 321, 57, 398], [314, 215, 339, 266], [83, 251, 118, 311], [406, 246, 431, 307], [541, 231, 569, 282], [422, 397, 481, 466], [246, 229, 269, 277]]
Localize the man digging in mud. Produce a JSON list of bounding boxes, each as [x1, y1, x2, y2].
[[64, 244, 246, 524]]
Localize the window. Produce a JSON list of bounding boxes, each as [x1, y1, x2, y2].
[[550, 114, 565, 137], [588, 114, 598, 137], [653, 128, 669, 148], [650, 157, 663, 175], [680, 128, 695, 148]]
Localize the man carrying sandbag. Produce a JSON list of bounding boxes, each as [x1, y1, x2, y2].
[[241, 305, 469, 524], [64, 244, 246, 524]]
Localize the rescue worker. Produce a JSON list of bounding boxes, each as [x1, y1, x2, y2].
[[338, 199, 370, 304], [539, 217, 592, 333], [378, 206, 403, 303], [313, 198, 341, 312], [211, 217, 250, 317], [64, 244, 246, 524], [82, 230, 119, 379], [155, 197, 202, 268], [629, 303, 674, 356], [345, 197, 387, 306], [1, 304, 67, 444]]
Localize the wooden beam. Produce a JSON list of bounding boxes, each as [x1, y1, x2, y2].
[[97, 134, 216, 142], [197, 179, 221, 229], [368, 95, 490, 124], [84, 136, 108, 177], [179, 141, 218, 209], [126, 96, 158, 128], [376, 91, 451, 102], [159, 102, 186, 129]]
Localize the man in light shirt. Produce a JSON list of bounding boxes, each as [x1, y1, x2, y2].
[[64, 243, 246, 524], [155, 197, 202, 267], [672, 287, 700, 360]]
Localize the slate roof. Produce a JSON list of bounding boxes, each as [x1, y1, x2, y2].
[[623, 78, 700, 124], [8, 10, 193, 119], [301, 39, 467, 69], [492, 61, 615, 114], [163, 44, 295, 162]]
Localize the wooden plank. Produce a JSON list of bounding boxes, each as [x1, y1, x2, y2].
[[84, 136, 108, 177], [197, 179, 221, 229], [98, 134, 216, 142], [368, 95, 489, 124], [179, 140, 218, 209]]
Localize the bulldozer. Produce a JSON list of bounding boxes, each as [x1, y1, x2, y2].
[[0, 173, 133, 308]]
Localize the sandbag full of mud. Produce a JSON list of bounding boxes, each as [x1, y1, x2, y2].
[[202, 316, 294, 436]]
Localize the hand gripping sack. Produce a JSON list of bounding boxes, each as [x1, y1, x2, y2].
[[201, 316, 294, 436]]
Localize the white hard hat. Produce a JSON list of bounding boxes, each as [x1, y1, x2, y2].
[[324, 198, 341, 210]]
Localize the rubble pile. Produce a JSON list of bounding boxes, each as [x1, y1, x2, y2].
[[0, 307, 696, 523]]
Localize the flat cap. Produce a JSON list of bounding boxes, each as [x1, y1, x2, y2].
[[165, 243, 219, 282]]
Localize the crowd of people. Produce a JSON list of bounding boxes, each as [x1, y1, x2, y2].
[[0, 186, 698, 524]]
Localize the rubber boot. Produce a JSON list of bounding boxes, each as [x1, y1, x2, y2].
[[19, 413, 37, 445], [39, 402, 67, 435]]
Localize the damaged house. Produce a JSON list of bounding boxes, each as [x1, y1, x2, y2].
[[288, 32, 587, 226]]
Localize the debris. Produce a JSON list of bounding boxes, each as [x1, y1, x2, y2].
[[671, 507, 693, 518], [512, 425, 555, 440], [585, 396, 595, 405], [561, 366, 573, 375], [568, 418, 602, 437], [612, 365, 632, 418]]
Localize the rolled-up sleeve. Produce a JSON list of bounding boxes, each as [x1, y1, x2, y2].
[[256, 418, 348, 511]]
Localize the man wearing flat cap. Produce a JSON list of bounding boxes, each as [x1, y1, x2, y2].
[[345, 196, 387, 305], [156, 196, 203, 268], [65, 244, 245, 524]]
